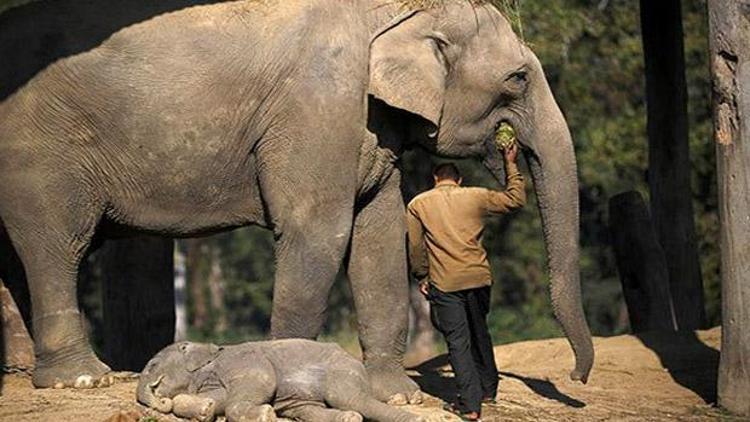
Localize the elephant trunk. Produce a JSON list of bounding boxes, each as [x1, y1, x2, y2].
[[523, 53, 594, 383], [137, 375, 173, 413]]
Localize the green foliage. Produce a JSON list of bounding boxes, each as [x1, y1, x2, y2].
[[495, 122, 516, 150], [0, 0, 36, 14]]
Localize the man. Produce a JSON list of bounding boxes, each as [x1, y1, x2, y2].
[[406, 143, 525, 421]]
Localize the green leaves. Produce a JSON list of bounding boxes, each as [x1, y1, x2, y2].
[[495, 122, 517, 150]]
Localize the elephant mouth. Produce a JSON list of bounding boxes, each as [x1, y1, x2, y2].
[[483, 119, 519, 153], [141, 374, 173, 413]]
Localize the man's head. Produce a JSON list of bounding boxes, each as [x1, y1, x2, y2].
[[433, 163, 462, 185]]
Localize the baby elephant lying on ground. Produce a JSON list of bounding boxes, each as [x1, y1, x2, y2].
[[137, 339, 423, 422]]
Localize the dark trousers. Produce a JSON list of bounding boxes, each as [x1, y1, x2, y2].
[[428, 284, 499, 414]]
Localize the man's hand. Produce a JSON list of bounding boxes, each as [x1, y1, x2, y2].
[[504, 142, 519, 163], [419, 280, 429, 297]]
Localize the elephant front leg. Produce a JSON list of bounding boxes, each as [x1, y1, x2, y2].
[[347, 174, 421, 404], [172, 394, 219, 422]]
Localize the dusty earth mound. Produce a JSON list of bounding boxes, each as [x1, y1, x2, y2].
[[0, 327, 738, 421]]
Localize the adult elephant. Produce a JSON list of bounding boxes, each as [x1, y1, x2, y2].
[[0, 0, 594, 397]]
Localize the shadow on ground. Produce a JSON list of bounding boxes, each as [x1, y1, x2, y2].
[[636, 330, 719, 404], [409, 353, 585, 408]]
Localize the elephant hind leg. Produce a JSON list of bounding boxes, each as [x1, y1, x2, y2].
[[0, 177, 110, 388], [348, 174, 420, 403], [328, 394, 422, 422], [277, 402, 362, 422], [225, 403, 276, 422]]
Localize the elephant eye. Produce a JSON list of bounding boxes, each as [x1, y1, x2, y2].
[[507, 70, 527, 83]]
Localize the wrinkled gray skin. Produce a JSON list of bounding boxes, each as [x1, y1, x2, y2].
[[137, 340, 422, 422], [0, 0, 593, 395]]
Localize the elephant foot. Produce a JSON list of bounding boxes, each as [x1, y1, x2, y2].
[[32, 347, 112, 389], [365, 362, 422, 405], [336, 410, 363, 422]]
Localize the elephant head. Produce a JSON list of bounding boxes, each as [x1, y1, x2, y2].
[[137, 342, 221, 413], [369, 1, 593, 382]]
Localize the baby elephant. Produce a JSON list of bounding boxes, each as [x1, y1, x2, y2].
[[137, 339, 423, 422]]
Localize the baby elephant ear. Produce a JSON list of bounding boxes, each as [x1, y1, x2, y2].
[[184, 343, 221, 372], [369, 11, 447, 131]]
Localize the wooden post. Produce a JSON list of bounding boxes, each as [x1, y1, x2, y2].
[[609, 191, 676, 332], [707, 1, 750, 415], [640, 0, 706, 330], [100, 236, 175, 372]]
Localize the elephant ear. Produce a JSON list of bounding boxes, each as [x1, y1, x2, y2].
[[369, 11, 448, 131], [179, 342, 221, 372]]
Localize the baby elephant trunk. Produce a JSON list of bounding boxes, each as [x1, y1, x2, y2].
[[137, 375, 174, 414]]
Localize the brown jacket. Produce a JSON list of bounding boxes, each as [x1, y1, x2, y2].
[[406, 161, 526, 292]]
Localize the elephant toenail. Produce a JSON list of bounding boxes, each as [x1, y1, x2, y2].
[[409, 390, 424, 404], [387, 393, 408, 405], [74, 374, 93, 388]]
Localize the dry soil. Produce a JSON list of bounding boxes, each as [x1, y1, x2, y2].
[[1, 327, 743, 421]]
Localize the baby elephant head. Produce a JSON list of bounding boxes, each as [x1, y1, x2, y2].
[[137, 342, 221, 413]]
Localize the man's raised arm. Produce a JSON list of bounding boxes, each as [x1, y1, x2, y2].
[[485, 143, 526, 213]]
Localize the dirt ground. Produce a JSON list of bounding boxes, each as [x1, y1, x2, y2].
[[1, 327, 744, 421]]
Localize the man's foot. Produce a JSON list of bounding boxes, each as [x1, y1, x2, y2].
[[443, 404, 481, 422], [32, 346, 113, 389], [365, 362, 422, 404], [443, 401, 483, 421]]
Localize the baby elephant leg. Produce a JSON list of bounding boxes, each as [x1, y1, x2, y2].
[[325, 371, 423, 422], [279, 402, 362, 422], [226, 402, 277, 422], [335, 396, 422, 422], [172, 394, 217, 422]]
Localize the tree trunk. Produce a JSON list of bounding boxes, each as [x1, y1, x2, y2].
[[639, 0, 706, 330], [0, 279, 34, 372], [100, 236, 175, 372], [707, 2, 750, 416], [174, 244, 188, 341], [609, 191, 676, 332], [207, 245, 227, 335], [184, 239, 208, 331]]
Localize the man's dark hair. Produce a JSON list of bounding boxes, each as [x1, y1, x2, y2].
[[433, 163, 461, 181]]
